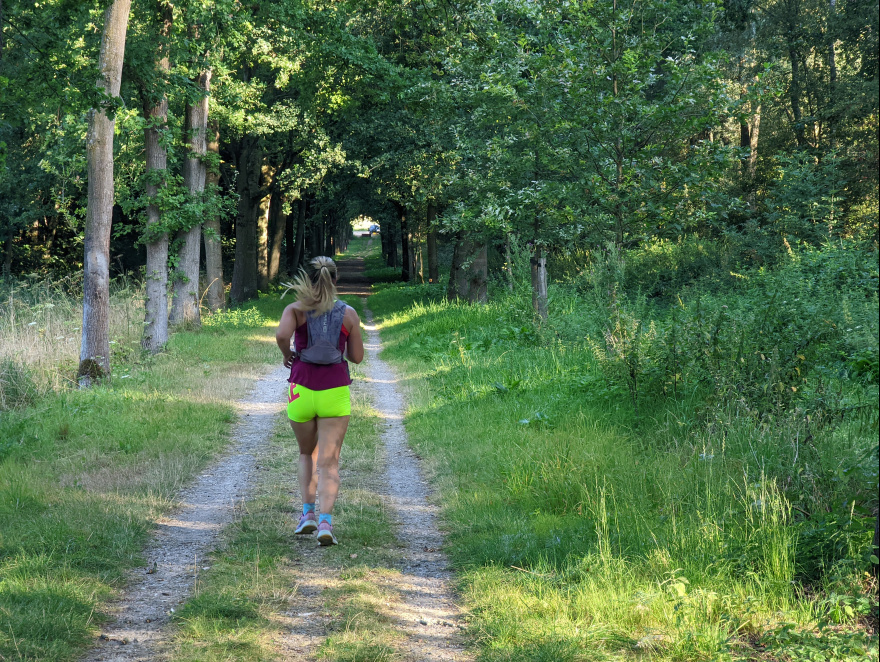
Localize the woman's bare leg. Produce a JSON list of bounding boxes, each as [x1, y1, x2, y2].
[[315, 416, 350, 514], [291, 420, 318, 504]]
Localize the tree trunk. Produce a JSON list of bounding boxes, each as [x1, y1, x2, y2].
[[2, 222, 14, 277], [787, 39, 806, 147], [324, 212, 334, 256], [386, 215, 398, 267], [427, 204, 439, 283], [230, 138, 261, 302], [416, 230, 424, 283], [256, 198, 270, 291], [268, 193, 285, 281], [467, 242, 488, 303], [398, 203, 411, 282], [141, 63, 170, 350], [447, 235, 469, 300], [284, 198, 295, 277], [380, 220, 391, 265], [78, 0, 131, 386], [170, 69, 210, 327], [292, 197, 306, 271], [447, 237, 487, 303], [531, 249, 548, 320], [828, 0, 838, 144], [872, 514, 879, 580], [748, 104, 761, 179], [203, 120, 225, 312]]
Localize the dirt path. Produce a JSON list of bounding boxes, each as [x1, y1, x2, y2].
[[81, 254, 471, 661], [279, 255, 471, 660], [81, 365, 288, 662], [360, 305, 472, 661]]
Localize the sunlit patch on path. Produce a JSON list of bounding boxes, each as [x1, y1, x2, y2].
[[79, 365, 288, 662]]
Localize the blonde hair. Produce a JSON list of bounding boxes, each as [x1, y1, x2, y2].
[[281, 256, 338, 314]]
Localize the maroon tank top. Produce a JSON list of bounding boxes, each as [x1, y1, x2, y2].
[[288, 323, 351, 390]]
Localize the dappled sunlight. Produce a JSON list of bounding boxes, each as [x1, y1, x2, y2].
[[157, 515, 225, 533], [245, 334, 276, 343], [359, 376, 399, 385]]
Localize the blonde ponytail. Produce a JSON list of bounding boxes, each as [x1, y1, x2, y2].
[[281, 256, 338, 314]]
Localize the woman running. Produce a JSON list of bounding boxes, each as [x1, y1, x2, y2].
[[276, 256, 364, 545]]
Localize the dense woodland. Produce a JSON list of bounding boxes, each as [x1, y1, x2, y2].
[[0, 0, 878, 658], [1, 0, 877, 317]]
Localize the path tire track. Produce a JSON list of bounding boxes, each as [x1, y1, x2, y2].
[[81, 365, 287, 662], [361, 304, 473, 662]]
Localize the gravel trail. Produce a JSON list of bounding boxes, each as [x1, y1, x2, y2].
[[360, 305, 472, 662], [81, 365, 287, 662]]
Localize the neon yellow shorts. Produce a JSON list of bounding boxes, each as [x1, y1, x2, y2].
[[287, 383, 351, 422]]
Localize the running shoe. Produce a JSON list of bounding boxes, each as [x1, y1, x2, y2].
[[316, 521, 338, 546], [295, 511, 318, 535]]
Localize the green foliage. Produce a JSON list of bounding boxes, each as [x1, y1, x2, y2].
[[764, 151, 846, 245], [367, 237, 877, 660], [201, 304, 271, 329]]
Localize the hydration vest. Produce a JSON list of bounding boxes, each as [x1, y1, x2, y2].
[[299, 300, 347, 365]]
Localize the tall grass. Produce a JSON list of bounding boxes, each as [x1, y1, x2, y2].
[[0, 275, 143, 403], [369, 270, 878, 661], [0, 289, 286, 661]]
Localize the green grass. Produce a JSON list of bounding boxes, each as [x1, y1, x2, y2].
[[367, 283, 878, 662], [0, 294, 287, 662]]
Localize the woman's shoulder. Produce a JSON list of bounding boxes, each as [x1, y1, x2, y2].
[[342, 303, 360, 325]]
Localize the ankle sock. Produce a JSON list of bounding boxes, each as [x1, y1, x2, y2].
[[303, 503, 315, 515], [318, 513, 332, 526]]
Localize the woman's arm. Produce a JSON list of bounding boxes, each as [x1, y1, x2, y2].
[[275, 304, 300, 368], [344, 307, 365, 364]]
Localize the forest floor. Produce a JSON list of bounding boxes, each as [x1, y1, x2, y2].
[[79, 250, 472, 662]]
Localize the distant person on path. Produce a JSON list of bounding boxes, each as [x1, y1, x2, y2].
[[276, 257, 364, 545], [368, 223, 379, 235]]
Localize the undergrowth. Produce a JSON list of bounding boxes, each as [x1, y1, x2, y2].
[[368, 239, 878, 661]]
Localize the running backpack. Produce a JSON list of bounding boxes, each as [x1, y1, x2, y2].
[[299, 300, 347, 365]]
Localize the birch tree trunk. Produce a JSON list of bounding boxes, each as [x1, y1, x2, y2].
[[141, 7, 172, 353], [203, 120, 225, 312], [78, 0, 131, 386], [170, 70, 210, 327], [426, 204, 439, 284], [531, 249, 548, 320]]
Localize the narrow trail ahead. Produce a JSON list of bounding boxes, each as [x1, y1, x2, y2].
[[82, 365, 288, 662]]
